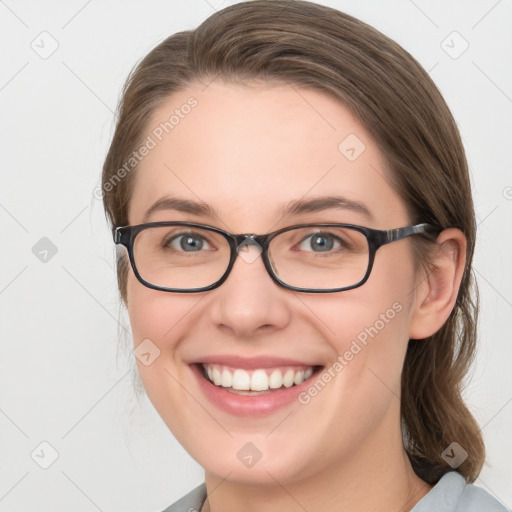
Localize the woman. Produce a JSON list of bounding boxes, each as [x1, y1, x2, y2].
[[101, 1, 509, 510]]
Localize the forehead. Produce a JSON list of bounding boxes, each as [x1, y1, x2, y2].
[[128, 80, 408, 230]]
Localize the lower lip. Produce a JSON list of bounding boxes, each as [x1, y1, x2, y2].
[[190, 363, 322, 417]]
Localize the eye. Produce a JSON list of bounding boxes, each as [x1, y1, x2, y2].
[[298, 232, 345, 253], [164, 232, 212, 252]]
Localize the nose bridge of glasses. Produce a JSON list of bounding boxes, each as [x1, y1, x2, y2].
[[233, 234, 266, 265]]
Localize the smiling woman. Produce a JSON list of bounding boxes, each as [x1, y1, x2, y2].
[[100, 1, 508, 511]]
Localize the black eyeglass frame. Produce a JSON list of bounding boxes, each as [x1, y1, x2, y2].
[[114, 221, 442, 294]]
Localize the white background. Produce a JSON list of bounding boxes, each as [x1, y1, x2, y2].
[[0, 0, 511, 510]]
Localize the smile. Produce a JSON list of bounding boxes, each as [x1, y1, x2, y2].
[[190, 359, 324, 416], [202, 363, 315, 393]]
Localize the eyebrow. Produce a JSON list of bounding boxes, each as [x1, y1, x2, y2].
[[142, 194, 373, 223], [278, 195, 373, 220]]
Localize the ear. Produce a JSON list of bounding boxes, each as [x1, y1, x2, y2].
[[408, 228, 467, 340]]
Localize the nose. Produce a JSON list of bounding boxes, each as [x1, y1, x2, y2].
[[207, 243, 291, 339]]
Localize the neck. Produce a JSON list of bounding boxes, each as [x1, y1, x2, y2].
[[201, 411, 433, 512]]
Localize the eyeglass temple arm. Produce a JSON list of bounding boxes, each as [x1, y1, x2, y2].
[[385, 223, 441, 244]]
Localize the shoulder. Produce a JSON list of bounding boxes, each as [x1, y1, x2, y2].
[[412, 471, 510, 512], [159, 482, 207, 512], [159, 473, 510, 512], [457, 476, 510, 512]]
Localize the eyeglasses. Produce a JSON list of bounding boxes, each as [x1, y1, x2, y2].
[[113, 221, 441, 293]]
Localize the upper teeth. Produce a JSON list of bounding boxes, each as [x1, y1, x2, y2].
[[203, 364, 314, 391]]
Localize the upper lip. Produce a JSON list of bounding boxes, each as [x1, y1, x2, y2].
[[189, 355, 323, 370]]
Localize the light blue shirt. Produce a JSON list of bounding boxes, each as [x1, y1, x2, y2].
[[161, 470, 510, 511]]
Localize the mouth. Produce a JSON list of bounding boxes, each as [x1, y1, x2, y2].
[[198, 363, 322, 395], [189, 358, 325, 416]]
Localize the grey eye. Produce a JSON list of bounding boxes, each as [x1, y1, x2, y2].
[[165, 233, 210, 252], [298, 233, 342, 252]]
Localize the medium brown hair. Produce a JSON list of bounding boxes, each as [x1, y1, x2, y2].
[[102, 0, 484, 484]]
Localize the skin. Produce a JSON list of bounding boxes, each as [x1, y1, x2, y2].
[[124, 80, 466, 512]]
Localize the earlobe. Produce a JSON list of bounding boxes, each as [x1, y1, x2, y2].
[[409, 228, 467, 340]]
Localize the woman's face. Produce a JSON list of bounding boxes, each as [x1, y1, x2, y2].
[[125, 80, 422, 485]]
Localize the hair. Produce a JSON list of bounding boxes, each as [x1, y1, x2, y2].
[[101, 0, 484, 485]]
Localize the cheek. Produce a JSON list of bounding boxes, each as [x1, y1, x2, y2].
[[310, 245, 414, 350], [125, 274, 193, 396], [125, 274, 204, 440], [126, 276, 167, 345], [126, 271, 198, 345], [304, 246, 415, 401]]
